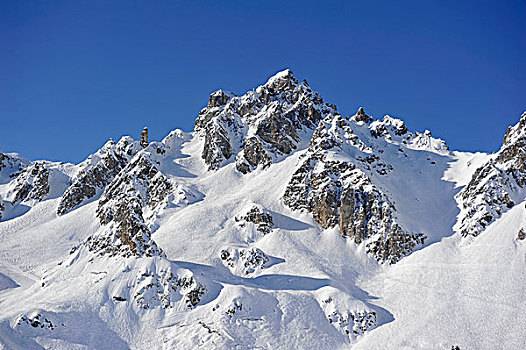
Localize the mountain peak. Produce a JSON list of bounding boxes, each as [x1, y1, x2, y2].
[[267, 68, 294, 82], [262, 68, 299, 93], [352, 106, 373, 123], [195, 70, 335, 172], [3, 71, 526, 350], [502, 111, 526, 146]]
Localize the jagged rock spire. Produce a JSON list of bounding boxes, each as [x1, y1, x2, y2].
[[140, 127, 149, 148], [353, 107, 372, 123]]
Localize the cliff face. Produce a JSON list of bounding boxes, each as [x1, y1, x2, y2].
[[456, 112, 526, 237], [283, 113, 426, 263], [57, 137, 142, 216]]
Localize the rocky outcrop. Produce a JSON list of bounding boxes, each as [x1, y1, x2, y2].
[[140, 127, 149, 148], [16, 312, 63, 331], [57, 137, 141, 216], [368, 114, 449, 153], [317, 294, 377, 341], [284, 155, 424, 263], [84, 140, 200, 258], [456, 112, 526, 237], [0, 152, 29, 184], [194, 70, 336, 172], [84, 146, 175, 258], [352, 107, 373, 123], [326, 309, 376, 338], [370, 115, 409, 138], [9, 162, 51, 204], [518, 228, 525, 240], [235, 205, 274, 234], [284, 114, 425, 263], [235, 137, 272, 174], [91, 156, 168, 257], [129, 267, 206, 309], [220, 247, 270, 276]]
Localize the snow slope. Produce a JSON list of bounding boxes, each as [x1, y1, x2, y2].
[[357, 199, 526, 349], [0, 70, 525, 349]]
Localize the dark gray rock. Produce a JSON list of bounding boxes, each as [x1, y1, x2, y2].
[[236, 206, 274, 234], [326, 309, 377, 338], [207, 89, 234, 108], [130, 268, 206, 309], [202, 124, 233, 171], [87, 151, 171, 258], [194, 69, 336, 172], [353, 107, 373, 123], [457, 112, 526, 237], [283, 115, 424, 264], [57, 137, 141, 216], [10, 162, 50, 204], [220, 247, 270, 276], [140, 127, 149, 148], [0, 152, 29, 185], [16, 313, 63, 331], [235, 137, 272, 174]]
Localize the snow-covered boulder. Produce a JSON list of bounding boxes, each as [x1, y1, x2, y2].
[[235, 205, 274, 234], [220, 247, 271, 276]]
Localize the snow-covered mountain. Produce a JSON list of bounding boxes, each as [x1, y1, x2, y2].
[[0, 70, 525, 350]]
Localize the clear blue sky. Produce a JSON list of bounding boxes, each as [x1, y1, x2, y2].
[[1, 1, 525, 163]]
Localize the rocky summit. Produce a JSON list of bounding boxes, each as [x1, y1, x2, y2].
[[0, 70, 525, 350]]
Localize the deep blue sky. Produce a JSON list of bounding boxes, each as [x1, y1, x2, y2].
[[1, 1, 525, 163]]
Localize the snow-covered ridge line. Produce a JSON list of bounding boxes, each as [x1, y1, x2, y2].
[[0, 70, 525, 350], [456, 111, 526, 237]]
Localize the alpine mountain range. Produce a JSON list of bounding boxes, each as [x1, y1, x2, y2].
[[0, 70, 525, 349]]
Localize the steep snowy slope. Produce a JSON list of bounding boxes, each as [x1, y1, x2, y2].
[[357, 199, 526, 349], [0, 70, 524, 350]]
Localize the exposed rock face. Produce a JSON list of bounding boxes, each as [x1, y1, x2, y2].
[[220, 247, 271, 276], [352, 107, 373, 123], [140, 127, 149, 148], [236, 137, 272, 174], [284, 114, 425, 263], [9, 162, 51, 204], [518, 228, 525, 240], [0, 152, 29, 185], [327, 309, 376, 338], [456, 112, 526, 237], [369, 115, 410, 139], [129, 267, 205, 309], [317, 293, 377, 342], [84, 146, 175, 258], [366, 114, 449, 153], [83, 140, 199, 258], [57, 137, 141, 216], [16, 312, 63, 331], [92, 157, 168, 257], [194, 70, 336, 172], [235, 205, 274, 234]]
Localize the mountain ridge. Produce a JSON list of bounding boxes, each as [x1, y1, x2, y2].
[[0, 70, 525, 349]]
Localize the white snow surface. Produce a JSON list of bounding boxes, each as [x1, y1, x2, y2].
[[0, 71, 525, 349]]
